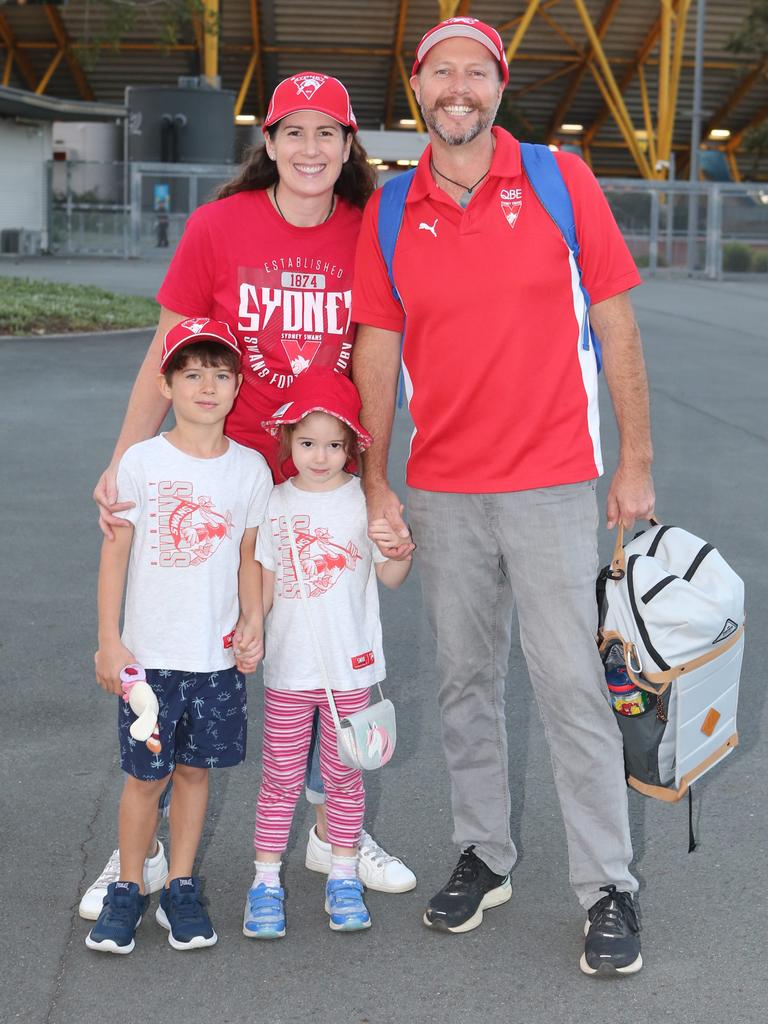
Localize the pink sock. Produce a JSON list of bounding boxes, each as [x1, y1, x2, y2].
[[329, 854, 358, 880]]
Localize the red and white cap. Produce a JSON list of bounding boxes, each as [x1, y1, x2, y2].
[[262, 369, 372, 452], [262, 72, 358, 134], [411, 17, 509, 85], [160, 318, 241, 372]]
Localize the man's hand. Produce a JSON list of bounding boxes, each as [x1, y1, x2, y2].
[[365, 481, 415, 559], [95, 641, 136, 696], [93, 465, 135, 541], [606, 463, 655, 530], [234, 617, 264, 675]]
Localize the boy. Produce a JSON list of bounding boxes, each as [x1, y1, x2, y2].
[[86, 318, 272, 954]]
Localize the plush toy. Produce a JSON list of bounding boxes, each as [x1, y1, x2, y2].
[[120, 663, 162, 753]]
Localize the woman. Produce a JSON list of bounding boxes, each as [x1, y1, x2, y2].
[[81, 74, 415, 920]]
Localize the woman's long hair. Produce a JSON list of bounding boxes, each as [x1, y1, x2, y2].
[[215, 127, 377, 209]]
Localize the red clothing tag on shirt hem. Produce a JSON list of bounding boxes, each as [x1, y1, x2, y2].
[[223, 629, 236, 650], [351, 651, 375, 670]]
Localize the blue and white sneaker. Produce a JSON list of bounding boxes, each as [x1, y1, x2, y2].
[[243, 882, 286, 939], [155, 877, 217, 950], [325, 878, 371, 932], [85, 880, 148, 955]]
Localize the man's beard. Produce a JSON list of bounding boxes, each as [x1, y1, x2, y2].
[[420, 96, 501, 146]]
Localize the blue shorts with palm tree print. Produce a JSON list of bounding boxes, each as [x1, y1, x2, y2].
[[118, 666, 247, 781]]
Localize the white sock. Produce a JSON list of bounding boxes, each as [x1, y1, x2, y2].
[[329, 854, 358, 881], [253, 859, 282, 888]]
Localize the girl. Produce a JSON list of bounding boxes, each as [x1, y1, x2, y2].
[[243, 370, 412, 936]]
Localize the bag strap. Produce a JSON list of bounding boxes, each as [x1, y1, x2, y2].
[[378, 168, 417, 305], [609, 516, 663, 578], [377, 168, 416, 411], [519, 142, 602, 372], [278, 488, 385, 729]]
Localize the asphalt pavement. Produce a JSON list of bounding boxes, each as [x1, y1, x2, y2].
[[1, 261, 766, 1024]]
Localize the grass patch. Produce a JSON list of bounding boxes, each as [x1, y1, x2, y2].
[[0, 277, 157, 336]]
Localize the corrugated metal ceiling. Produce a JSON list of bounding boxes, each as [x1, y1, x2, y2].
[[0, 1, 765, 177]]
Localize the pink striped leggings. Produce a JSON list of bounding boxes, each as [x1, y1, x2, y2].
[[255, 686, 370, 852]]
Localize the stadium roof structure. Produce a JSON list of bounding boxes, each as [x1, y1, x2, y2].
[[0, 1, 766, 179]]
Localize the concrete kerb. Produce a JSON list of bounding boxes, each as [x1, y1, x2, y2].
[[0, 326, 155, 343]]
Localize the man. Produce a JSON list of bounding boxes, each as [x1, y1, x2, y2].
[[351, 17, 654, 976]]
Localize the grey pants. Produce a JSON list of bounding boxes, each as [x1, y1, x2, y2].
[[407, 481, 637, 910]]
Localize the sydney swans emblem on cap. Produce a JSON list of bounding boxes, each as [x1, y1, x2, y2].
[[293, 74, 327, 100]]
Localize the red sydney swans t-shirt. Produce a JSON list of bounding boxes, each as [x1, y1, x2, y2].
[[158, 189, 362, 470]]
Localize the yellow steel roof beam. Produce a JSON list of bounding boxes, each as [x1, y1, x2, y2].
[[657, 0, 691, 170], [36, 48, 64, 96], [385, 0, 410, 130], [573, 0, 652, 178], [497, 0, 560, 35], [506, 0, 543, 63], [397, 53, 425, 132], [637, 63, 658, 170], [44, 3, 93, 100], [583, 14, 661, 148], [203, 0, 219, 86], [0, 12, 38, 90], [546, 0, 623, 144], [235, 0, 264, 118], [587, 58, 653, 177]]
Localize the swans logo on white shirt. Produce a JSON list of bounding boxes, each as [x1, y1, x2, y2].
[[153, 480, 233, 568], [276, 515, 360, 598]]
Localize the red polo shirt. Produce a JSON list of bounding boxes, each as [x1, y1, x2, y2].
[[352, 128, 641, 493]]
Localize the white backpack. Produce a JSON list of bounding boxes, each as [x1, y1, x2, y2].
[[597, 521, 744, 801]]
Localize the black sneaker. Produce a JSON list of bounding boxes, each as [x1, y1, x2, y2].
[[423, 846, 511, 934], [580, 885, 642, 975]]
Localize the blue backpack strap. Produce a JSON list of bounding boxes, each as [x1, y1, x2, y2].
[[519, 142, 602, 373], [377, 167, 417, 303], [376, 167, 417, 405]]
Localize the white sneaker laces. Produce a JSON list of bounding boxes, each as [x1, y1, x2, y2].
[[358, 831, 400, 868], [91, 849, 121, 889]]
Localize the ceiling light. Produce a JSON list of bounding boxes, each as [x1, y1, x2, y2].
[[560, 123, 583, 133], [708, 128, 731, 140], [235, 114, 256, 124], [399, 118, 417, 127], [378, 164, 391, 170], [367, 157, 383, 165], [396, 159, 411, 166]]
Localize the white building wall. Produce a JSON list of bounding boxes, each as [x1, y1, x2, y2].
[[0, 119, 52, 247]]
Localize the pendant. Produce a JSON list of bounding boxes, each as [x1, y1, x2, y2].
[[459, 189, 473, 209]]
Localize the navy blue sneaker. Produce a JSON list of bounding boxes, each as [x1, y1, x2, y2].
[[85, 880, 148, 955], [155, 876, 217, 950]]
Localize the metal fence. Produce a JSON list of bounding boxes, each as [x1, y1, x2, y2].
[[47, 160, 768, 278]]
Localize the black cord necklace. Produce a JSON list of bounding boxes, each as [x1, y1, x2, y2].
[[273, 181, 334, 224], [430, 159, 490, 208]]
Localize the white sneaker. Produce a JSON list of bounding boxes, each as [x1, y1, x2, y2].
[[305, 826, 416, 893], [78, 841, 169, 920]]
